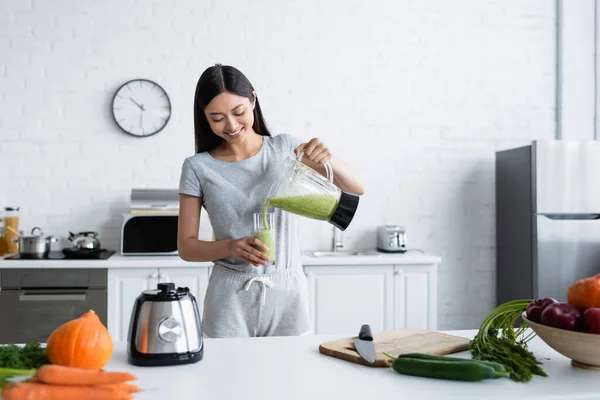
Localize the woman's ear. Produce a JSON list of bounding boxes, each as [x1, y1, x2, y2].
[[251, 91, 257, 110]]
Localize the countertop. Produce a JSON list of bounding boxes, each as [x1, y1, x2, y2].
[[0, 251, 441, 269], [104, 329, 599, 400]]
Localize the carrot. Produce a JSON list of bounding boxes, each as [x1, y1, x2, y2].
[[97, 383, 142, 393], [1, 381, 133, 400], [27, 376, 140, 393], [35, 364, 136, 386]]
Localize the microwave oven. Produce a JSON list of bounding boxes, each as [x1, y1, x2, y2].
[[121, 213, 179, 255]]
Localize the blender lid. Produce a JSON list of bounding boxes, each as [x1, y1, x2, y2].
[[142, 282, 193, 301], [329, 191, 360, 231]]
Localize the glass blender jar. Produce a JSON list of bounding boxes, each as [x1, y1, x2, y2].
[[265, 152, 360, 231]]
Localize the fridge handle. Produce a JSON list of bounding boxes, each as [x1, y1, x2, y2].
[[538, 214, 600, 220]]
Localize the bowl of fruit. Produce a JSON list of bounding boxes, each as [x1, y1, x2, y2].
[[522, 273, 600, 369]]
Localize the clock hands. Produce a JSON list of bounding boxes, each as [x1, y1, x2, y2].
[[129, 97, 145, 111]]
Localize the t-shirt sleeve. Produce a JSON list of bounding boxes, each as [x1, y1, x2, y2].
[[278, 133, 304, 155], [178, 159, 203, 197]]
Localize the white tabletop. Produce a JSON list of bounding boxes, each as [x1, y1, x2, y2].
[[104, 329, 600, 400]]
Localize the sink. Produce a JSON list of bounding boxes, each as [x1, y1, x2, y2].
[[307, 250, 382, 257]]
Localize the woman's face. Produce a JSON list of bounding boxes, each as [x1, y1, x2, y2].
[[204, 91, 255, 143]]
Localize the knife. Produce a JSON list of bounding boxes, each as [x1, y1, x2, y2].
[[353, 324, 376, 364]]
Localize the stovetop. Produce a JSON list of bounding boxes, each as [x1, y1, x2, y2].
[[4, 250, 116, 260]]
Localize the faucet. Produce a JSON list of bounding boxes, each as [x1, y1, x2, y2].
[[332, 226, 344, 252]]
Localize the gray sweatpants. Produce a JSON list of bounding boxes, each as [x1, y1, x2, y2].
[[201, 264, 313, 338]]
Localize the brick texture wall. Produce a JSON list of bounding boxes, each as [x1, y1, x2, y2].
[[0, 0, 557, 329]]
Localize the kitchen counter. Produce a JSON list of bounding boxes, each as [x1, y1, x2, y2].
[[105, 329, 599, 400], [0, 251, 440, 268]]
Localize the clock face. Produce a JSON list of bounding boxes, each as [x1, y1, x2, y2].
[[111, 79, 171, 137]]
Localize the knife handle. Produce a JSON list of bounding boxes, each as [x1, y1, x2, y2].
[[358, 324, 373, 341]]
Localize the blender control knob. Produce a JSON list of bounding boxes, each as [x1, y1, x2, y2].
[[158, 317, 182, 342]]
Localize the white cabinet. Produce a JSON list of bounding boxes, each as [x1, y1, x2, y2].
[[304, 265, 394, 335], [107, 267, 209, 343], [304, 263, 438, 335], [393, 265, 438, 331]]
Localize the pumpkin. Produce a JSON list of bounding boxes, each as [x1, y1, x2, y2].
[[46, 310, 113, 370], [567, 273, 600, 310]]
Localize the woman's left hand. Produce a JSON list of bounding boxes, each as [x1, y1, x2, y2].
[[294, 138, 331, 165]]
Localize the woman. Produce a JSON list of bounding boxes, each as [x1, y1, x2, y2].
[[178, 64, 364, 338]]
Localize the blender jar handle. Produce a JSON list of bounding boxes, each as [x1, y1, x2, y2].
[[297, 151, 334, 183]]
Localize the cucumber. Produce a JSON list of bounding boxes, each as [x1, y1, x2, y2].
[[390, 357, 507, 382], [398, 353, 507, 375]]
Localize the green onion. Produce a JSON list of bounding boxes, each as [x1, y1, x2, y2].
[[470, 299, 548, 383]]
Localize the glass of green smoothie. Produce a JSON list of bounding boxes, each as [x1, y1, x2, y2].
[[253, 212, 276, 263]]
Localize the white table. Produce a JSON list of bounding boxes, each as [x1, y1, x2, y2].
[[104, 329, 600, 400]]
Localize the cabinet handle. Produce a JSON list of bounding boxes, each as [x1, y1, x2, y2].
[[19, 293, 87, 302]]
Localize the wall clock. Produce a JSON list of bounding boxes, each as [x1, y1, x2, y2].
[[111, 79, 172, 137]]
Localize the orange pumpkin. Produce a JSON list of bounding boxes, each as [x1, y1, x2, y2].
[[46, 310, 113, 370], [567, 273, 600, 310]]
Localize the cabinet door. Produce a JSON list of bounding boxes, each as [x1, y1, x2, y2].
[[107, 268, 158, 343], [393, 265, 438, 330], [304, 266, 394, 335], [158, 267, 210, 316]]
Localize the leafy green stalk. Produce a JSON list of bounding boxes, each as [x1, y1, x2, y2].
[[0, 341, 49, 370], [470, 299, 547, 383]]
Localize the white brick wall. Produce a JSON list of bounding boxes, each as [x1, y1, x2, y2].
[[0, 0, 557, 330]]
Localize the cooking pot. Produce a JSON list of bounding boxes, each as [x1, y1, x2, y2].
[[14, 227, 57, 258]]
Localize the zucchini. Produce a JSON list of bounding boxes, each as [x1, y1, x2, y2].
[[398, 352, 507, 375], [390, 357, 508, 382]]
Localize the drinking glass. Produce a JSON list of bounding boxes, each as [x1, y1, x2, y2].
[[253, 212, 275, 263]]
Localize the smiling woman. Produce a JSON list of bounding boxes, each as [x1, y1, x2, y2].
[[176, 64, 364, 339], [192, 64, 271, 155]]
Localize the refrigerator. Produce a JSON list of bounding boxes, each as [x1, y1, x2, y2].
[[496, 139, 600, 305]]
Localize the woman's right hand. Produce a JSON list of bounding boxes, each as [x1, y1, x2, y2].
[[229, 236, 270, 266]]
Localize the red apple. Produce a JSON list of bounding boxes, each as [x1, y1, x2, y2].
[[540, 302, 581, 331], [526, 298, 558, 323], [584, 308, 600, 334]]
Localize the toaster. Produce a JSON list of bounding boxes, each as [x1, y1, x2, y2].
[[127, 282, 204, 366], [376, 225, 407, 253]]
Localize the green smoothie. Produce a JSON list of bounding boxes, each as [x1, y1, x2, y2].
[[266, 194, 338, 221], [253, 228, 276, 262]]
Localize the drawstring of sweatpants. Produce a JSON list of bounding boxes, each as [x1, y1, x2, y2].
[[243, 276, 275, 306]]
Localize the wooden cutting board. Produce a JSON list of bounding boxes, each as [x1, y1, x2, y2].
[[319, 329, 471, 367]]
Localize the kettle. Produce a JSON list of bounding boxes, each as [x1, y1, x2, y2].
[[62, 231, 103, 259], [266, 152, 360, 231], [68, 231, 102, 250], [127, 282, 204, 367]]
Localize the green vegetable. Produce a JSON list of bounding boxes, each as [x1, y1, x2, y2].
[[397, 352, 507, 376], [0, 341, 49, 370], [388, 356, 508, 381], [470, 299, 547, 383], [0, 367, 37, 390]]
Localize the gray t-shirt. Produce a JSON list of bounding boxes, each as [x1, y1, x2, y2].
[[178, 133, 304, 274]]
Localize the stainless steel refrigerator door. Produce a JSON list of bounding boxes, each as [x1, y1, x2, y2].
[[535, 214, 600, 300], [534, 140, 600, 214]]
